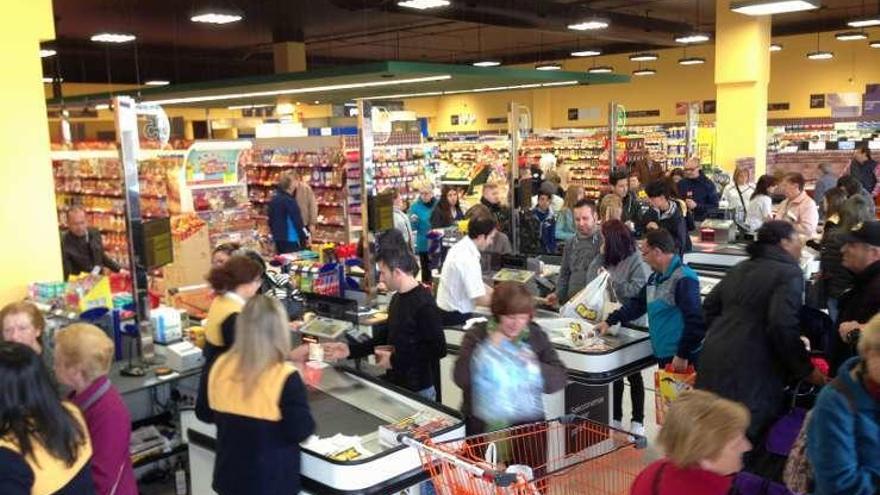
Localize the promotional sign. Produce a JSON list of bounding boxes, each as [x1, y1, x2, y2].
[[184, 148, 241, 186], [863, 84, 880, 116]]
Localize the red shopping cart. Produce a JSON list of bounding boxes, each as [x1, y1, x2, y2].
[[402, 416, 647, 495]]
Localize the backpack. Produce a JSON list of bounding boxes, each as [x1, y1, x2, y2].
[[782, 378, 857, 494]]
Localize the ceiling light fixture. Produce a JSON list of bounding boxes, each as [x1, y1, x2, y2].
[[571, 49, 602, 57], [145, 80, 170, 86], [473, 60, 501, 67], [807, 50, 834, 60], [397, 0, 450, 9], [871, 40, 880, 47], [40, 49, 56, 58], [535, 62, 562, 71], [146, 74, 452, 106], [848, 16, 880, 27], [730, 0, 819, 15], [94, 104, 110, 111], [770, 43, 783, 51], [228, 104, 274, 110], [835, 30, 868, 40], [361, 81, 579, 100], [678, 56, 706, 65], [190, 12, 243, 24], [630, 52, 659, 62], [587, 65, 614, 74], [90, 32, 136, 43], [676, 32, 710, 44], [632, 68, 657, 76], [42, 77, 63, 83], [568, 18, 610, 31]]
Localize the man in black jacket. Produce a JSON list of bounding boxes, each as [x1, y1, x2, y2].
[[642, 180, 691, 255], [267, 172, 307, 254], [610, 170, 643, 232], [829, 221, 880, 374], [61, 207, 121, 279]]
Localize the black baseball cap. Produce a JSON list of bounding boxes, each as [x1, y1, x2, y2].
[[840, 221, 880, 247]]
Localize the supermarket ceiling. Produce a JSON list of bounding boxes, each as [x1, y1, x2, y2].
[[46, 0, 874, 84]]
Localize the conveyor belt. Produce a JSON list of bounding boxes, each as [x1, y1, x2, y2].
[[307, 388, 386, 438]]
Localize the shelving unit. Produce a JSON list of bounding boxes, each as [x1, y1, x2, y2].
[[522, 134, 610, 200], [435, 137, 509, 187]]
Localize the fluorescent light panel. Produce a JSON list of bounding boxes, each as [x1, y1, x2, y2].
[[730, 0, 819, 15], [535, 62, 562, 71], [678, 56, 706, 65], [571, 49, 602, 57], [630, 53, 658, 61], [835, 31, 868, 40], [397, 0, 450, 9], [770, 43, 783, 51], [90, 32, 136, 43], [95, 104, 110, 110], [472, 61, 501, 67], [807, 50, 834, 60], [568, 19, 609, 30], [871, 40, 880, 48], [587, 66, 614, 74], [848, 17, 880, 27], [360, 81, 578, 100], [190, 12, 243, 24], [146, 75, 453, 105], [632, 68, 656, 76], [676, 33, 711, 44], [40, 49, 56, 58], [145, 80, 170, 86]]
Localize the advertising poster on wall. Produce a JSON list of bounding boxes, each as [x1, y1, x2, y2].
[[864, 84, 880, 116], [827, 92, 862, 118]]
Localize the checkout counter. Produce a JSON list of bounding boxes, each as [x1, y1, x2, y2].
[[183, 294, 465, 495]]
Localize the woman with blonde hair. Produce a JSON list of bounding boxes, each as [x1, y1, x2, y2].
[[54, 323, 137, 494], [631, 390, 752, 494], [555, 185, 585, 242], [196, 295, 314, 495]]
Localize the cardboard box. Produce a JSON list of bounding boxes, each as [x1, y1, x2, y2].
[[162, 225, 211, 290]]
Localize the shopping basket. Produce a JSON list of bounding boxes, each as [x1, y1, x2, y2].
[[402, 416, 647, 495]]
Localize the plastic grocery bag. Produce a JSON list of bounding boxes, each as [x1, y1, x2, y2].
[[560, 271, 611, 324], [471, 338, 545, 425], [654, 365, 696, 425]]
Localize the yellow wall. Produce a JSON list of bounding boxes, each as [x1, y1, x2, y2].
[[0, 0, 60, 304], [404, 30, 880, 132]]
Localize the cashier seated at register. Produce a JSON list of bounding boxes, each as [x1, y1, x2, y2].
[[61, 206, 122, 279], [322, 247, 447, 400], [435, 216, 498, 326]]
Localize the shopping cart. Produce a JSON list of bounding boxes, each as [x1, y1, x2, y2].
[[402, 416, 647, 495]]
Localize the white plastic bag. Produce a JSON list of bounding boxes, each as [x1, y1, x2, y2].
[[560, 271, 611, 324]]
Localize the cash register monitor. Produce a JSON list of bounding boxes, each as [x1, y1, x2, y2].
[[302, 293, 359, 326]]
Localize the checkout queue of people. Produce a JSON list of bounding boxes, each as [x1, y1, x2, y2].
[[2, 156, 878, 495]]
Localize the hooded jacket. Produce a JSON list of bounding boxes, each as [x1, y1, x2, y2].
[[267, 187, 307, 245], [677, 172, 719, 222], [642, 199, 692, 255], [556, 229, 602, 304], [409, 198, 436, 254]]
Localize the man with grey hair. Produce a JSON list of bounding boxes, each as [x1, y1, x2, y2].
[[813, 162, 838, 217], [60, 206, 121, 278]]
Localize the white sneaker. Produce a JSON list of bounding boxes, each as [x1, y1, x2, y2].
[[610, 419, 623, 430], [630, 421, 646, 437]]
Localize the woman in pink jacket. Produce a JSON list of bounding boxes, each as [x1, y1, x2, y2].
[[54, 323, 138, 495]]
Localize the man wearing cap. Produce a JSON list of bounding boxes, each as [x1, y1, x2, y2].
[[828, 221, 880, 374]]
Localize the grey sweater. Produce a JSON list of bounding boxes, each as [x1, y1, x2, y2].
[[557, 230, 602, 304], [589, 251, 651, 327]]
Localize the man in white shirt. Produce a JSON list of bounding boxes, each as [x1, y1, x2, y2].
[[436, 216, 498, 326]]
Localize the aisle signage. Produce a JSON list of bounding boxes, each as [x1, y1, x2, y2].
[[810, 94, 826, 109], [625, 109, 660, 118]]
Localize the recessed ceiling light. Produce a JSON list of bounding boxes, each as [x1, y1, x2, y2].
[[90, 32, 136, 43], [835, 31, 868, 41], [190, 12, 243, 24], [676, 32, 711, 44], [397, 0, 450, 9], [730, 0, 819, 15], [678, 56, 706, 65], [472, 60, 501, 67], [848, 16, 880, 27], [40, 49, 56, 58], [632, 68, 657, 76], [807, 50, 834, 60], [535, 62, 562, 71], [870, 40, 880, 48], [144, 80, 170, 86], [630, 52, 659, 62], [587, 65, 614, 74], [571, 49, 602, 57], [568, 19, 610, 31], [770, 43, 783, 52]]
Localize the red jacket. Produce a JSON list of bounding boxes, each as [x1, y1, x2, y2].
[[631, 460, 733, 495], [70, 376, 138, 495]]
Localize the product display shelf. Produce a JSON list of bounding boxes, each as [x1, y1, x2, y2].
[[435, 137, 510, 187], [52, 154, 176, 268], [522, 134, 610, 199], [767, 120, 880, 153]]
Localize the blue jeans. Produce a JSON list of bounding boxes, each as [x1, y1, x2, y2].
[[416, 386, 436, 401]]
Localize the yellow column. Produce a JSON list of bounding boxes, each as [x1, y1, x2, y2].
[[273, 42, 307, 73], [531, 90, 552, 132], [714, 0, 771, 175], [0, 0, 60, 304]]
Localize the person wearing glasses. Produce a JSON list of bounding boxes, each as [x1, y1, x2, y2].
[[677, 157, 719, 223]]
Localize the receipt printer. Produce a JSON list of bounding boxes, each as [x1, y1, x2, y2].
[[156, 341, 204, 372]]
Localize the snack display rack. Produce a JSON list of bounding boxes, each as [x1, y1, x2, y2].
[[522, 132, 610, 200], [434, 137, 510, 187]]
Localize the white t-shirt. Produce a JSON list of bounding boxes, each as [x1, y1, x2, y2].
[[746, 194, 773, 232], [436, 236, 486, 314]]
